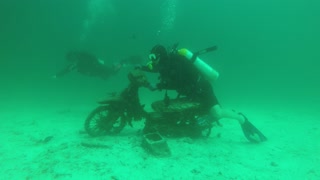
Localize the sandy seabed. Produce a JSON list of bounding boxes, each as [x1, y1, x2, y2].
[[1, 99, 319, 180]]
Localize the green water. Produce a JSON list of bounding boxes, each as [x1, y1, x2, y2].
[[0, 1, 319, 179], [1, 0, 319, 106]]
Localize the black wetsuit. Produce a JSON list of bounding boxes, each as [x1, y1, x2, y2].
[[144, 52, 219, 109]]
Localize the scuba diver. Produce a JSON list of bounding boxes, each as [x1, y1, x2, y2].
[[52, 51, 121, 80], [140, 44, 267, 143]]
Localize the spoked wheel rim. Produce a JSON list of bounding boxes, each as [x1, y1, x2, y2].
[[85, 106, 126, 137]]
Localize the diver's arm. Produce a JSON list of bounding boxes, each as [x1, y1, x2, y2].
[[135, 64, 158, 73]]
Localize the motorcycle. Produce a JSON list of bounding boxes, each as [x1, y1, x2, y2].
[[84, 69, 214, 138]]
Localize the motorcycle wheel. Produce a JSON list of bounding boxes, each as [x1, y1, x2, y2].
[[84, 106, 126, 137]]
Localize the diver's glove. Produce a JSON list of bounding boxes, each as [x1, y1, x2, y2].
[[156, 82, 167, 91], [239, 113, 267, 143]]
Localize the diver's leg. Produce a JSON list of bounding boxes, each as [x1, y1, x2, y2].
[[209, 105, 245, 124], [209, 105, 267, 143]]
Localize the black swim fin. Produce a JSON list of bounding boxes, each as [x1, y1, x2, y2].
[[239, 113, 267, 143]]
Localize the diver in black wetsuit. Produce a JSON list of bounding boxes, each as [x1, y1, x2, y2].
[[53, 51, 120, 80], [140, 44, 267, 143]]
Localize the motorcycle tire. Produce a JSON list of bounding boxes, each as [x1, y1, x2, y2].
[[84, 106, 126, 137]]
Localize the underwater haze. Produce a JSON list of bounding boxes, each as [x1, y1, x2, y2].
[[0, 0, 319, 179], [0, 0, 319, 106]]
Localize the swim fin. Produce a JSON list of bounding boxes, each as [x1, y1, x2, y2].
[[239, 113, 267, 143]]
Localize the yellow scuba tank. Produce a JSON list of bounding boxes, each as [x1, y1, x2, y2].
[[178, 48, 219, 82]]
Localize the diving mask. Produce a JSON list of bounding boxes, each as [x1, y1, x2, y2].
[[147, 53, 160, 70]]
